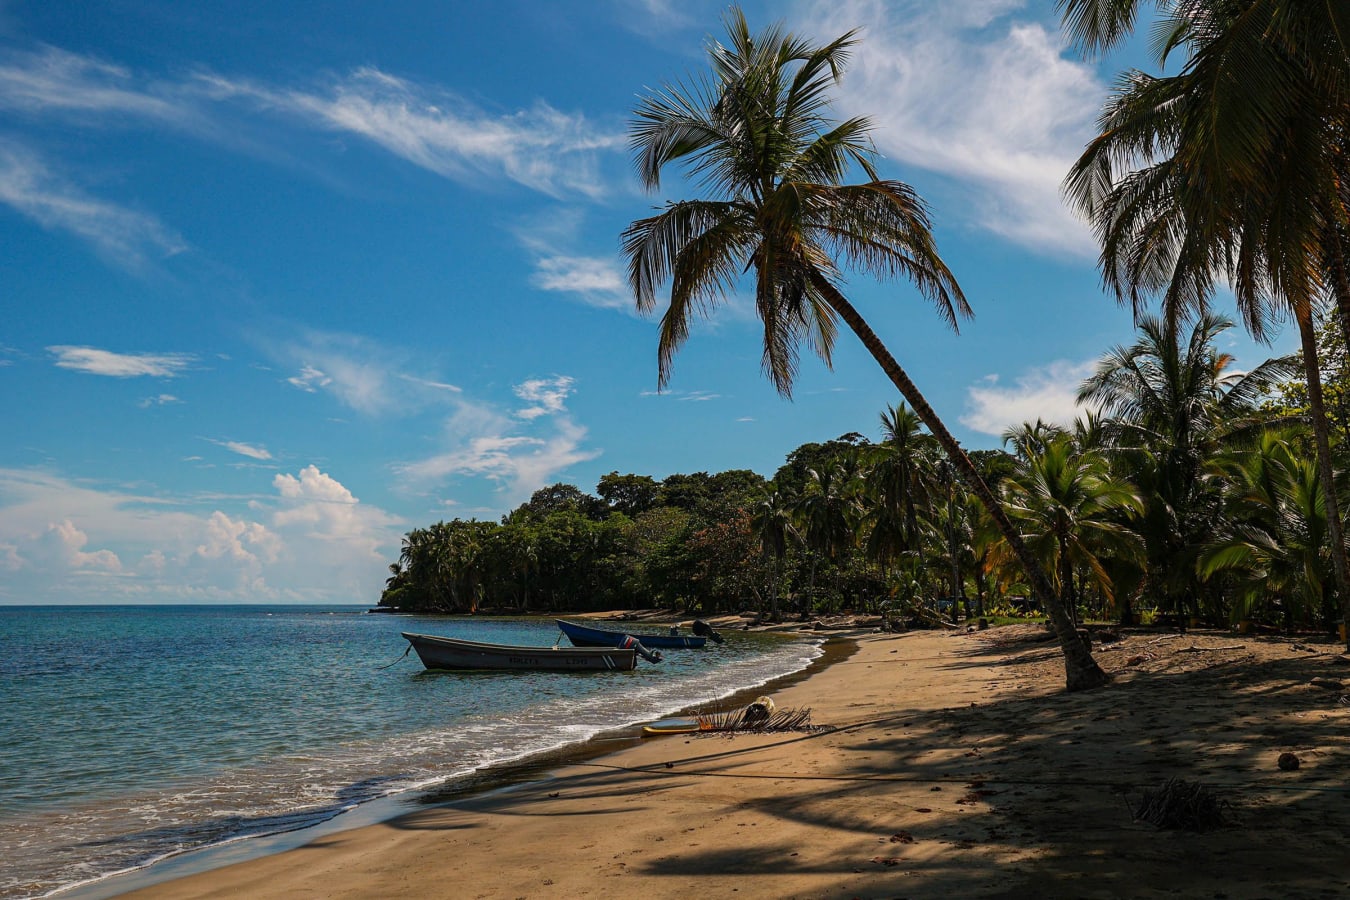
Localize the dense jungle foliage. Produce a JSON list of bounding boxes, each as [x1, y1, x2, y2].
[[380, 314, 1347, 632]]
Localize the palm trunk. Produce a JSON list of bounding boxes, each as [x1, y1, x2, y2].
[[812, 273, 1109, 689], [1295, 308, 1350, 651]]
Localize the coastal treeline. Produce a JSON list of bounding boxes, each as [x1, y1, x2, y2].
[[379, 312, 1345, 632]]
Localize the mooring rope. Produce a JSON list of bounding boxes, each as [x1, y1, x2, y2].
[[376, 645, 412, 670]]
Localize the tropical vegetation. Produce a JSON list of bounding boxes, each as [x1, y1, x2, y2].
[[385, 5, 1350, 678], [381, 311, 1347, 641]]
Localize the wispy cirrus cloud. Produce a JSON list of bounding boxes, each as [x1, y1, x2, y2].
[[209, 439, 273, 461], [961, 359, 1097, 436], [0, 45, 625, 272], [798, 0, 1101, 257], [398, 378, 599, 504], [0, 143, 187, 267], [0, 45, 189, 121], [48, 345, 194, 378], [199, 67, 622, 198], [269, 330, 452, 416], [515, 208, 635, 311], [640, 388, 722, 401], [530, 254, 631, 309]]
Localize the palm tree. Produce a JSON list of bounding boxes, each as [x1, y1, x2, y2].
[[624, 9, 1108, 689], [792, 462, 861, 616], [1077, 313, 1298, 616], [1201, 429, 1335, 629], [1001, 434, 1144, 621], [1062, 0, 1350, 646], [863, 404, 937, 564], [751, 490, 799, 621]]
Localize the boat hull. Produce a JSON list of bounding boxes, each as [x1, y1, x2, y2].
[[556, 619, 707, 649], [401, 632, 638, 671]]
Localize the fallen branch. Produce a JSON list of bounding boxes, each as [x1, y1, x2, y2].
[[1177, 644, 1246, 653]]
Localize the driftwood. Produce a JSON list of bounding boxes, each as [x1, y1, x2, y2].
[[1133, 778, 1227, 831]]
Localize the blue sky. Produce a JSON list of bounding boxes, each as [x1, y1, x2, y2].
[[0, 0, 1296, 605]]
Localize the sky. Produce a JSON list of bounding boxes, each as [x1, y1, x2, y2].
[[0, 0, 1298, 605]]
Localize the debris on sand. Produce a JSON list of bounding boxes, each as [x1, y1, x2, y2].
[[1133, 778, 1228, 831]]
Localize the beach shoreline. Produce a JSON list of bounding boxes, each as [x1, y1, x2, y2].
[[56, 620, 850, 900], [86, 624, 1350, 899]]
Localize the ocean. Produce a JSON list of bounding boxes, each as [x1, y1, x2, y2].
[[0, 605, 820, 899]]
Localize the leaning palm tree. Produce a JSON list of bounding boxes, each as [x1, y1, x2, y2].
[[1062, 0, 1350, 646], [623, 9, 1108, 688]]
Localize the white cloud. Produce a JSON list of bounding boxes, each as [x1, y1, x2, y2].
[[961, 359, 1097, 436], [640, 388, 721, 401], [40, 519, 123, 572], [201, 67, 622, 198], [515, 209, 636, 311], [0, 143, 187, 267], [271, 330, 458, 416], [514, 375, 575, 420], [531, 254, 631, 310], [49, 345, 194, 378], [399, 384, 600, 504], [193, 510, 279, 566], [797, 0, 1101, 257], [211, 439, 273, 461], [139, 393, 181, 407], [0, 466, 403, 603], [287, 364, 332, 393], [0, 45, 187, 120]]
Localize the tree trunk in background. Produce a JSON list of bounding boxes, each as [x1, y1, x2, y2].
[[1295, 308, 1350, 651]]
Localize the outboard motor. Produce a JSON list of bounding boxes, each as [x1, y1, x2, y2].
[[691, 619, 723, 644], [621, 634, 662, 664]]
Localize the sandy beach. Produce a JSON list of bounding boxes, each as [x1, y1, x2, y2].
[[114, 624, 1350, 900]]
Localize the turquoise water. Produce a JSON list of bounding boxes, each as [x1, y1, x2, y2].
[[0, 606, 819, 899]]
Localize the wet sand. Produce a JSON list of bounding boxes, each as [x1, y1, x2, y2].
[[113, 625, 1350, 899]]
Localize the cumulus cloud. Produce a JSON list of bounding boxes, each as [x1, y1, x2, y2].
[[961, 359, 1098, 436], [797, 0, 1101, 257], [0, 466, 402, 603], [40, 519, 123, 572], [49, 345, 194, 377]]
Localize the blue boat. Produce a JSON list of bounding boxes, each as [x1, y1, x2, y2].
[[556, 618, 720, 650], [402, 632, 656, 670]]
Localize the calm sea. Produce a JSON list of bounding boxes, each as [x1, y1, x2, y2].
[[0, 606, 820, 899]]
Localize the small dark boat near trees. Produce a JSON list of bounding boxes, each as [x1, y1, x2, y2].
[[401, 632, 656, 672]]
